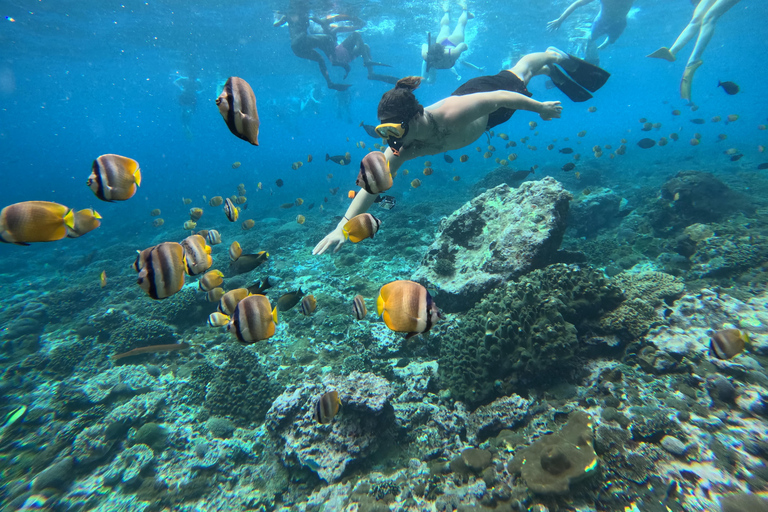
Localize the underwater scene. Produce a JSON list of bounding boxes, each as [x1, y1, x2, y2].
[[2, 0, 768, 510]]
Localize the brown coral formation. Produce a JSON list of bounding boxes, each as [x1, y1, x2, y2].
[[508, 411, 598, 495]]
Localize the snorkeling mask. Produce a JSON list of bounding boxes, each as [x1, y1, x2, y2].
[[375, 121, 409, 156]]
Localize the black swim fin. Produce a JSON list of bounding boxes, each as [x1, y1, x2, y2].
[[548, 65, 593, 103], [557, 53, 610, 92]]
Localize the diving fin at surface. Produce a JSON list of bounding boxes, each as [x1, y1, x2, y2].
[[548, 46, 610, 92], [548, 64, 593, 103]]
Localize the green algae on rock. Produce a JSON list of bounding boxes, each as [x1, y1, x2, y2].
[[508, 411, 598, 495]]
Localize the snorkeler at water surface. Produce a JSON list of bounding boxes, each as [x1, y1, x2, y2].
[[547, 0, 635, 64], [421, 2, 484, 83], [313, 47, 610, 255]]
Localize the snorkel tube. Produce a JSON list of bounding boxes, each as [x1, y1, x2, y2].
[[425, 32, 432, 72]]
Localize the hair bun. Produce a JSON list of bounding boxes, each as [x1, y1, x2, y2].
[[395, 76, 422, 91]]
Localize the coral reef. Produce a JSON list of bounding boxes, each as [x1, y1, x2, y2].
[[568, 187, 631, 238], [509, 410, 598, 495], [204, 344, 280, 426], [439, 264, 624, 407], [599, 271, 685, 339], [265, 371, 394, 482], [414, 178, 573, 312]]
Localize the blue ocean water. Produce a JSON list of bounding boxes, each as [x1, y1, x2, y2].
[[2, 0, 768, 510]]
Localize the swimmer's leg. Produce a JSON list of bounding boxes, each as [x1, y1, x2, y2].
[[447, 10, 468, 45], [687, 0, 740, 65], [436, 12, 451, 43]]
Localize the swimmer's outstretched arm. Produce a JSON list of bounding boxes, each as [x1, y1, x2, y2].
[[312, 190, 377, 255], [313, 148, 406, 255], [445, 90, 563, 125], [547, 0, 594, 31]]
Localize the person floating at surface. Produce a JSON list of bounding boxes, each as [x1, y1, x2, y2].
[[421, 2, 484, 83], [647, 0, 741, 102], [547, 0, 635, 64], [312, 47, 610, 255], [274, 1, 350, 91], [173, 69, 203, 139], [316, 15, 400, 85]]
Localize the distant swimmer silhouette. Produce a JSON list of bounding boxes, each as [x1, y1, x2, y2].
[[421, 1, 483, 83], [647, 0, 741, 102], [274, 0, 350, 91], [547, 0, 635, 65], [315, 14, 399, 85], [313, 48, 610, 255]]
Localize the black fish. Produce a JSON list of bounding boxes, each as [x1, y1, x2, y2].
[[758, 163, 768, 170], [275, 179, 284, 187], [509, 167, 535, 180], [307, 203, 315, 211], [360, 121, 379, 139], [444, 154, 454, 163], [229, 251, 269, 276], [326, 153, 347, 165], [690, 118, 706, 125], [718, 81, 739, 95], [247, 277, 274, 295], [730, 154, 743, 162], [374, 195, 396, 210], [561, 162, 576, 172], [277, 288, 304, 312], [637, 138, 656, 149], [559, 148, 574, 154]]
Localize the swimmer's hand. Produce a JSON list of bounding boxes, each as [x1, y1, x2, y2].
[[312, 226, 347, 255], [539, 101, 563, 121], [547, 19, 563, 32]]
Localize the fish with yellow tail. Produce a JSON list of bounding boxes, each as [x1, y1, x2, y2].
[[356, 151, 392, 194], [376, 280, 443, 339], [352, 294, 367, 320], [300, 294, 317, 316], [181, 234, 212, 276], [206, 229, 222, 246], [226, 294, 278, 344], [87, 154, 142, 201], [229, 241, 243, 262], [313, 390, 341, 424], [218, 288, 251, 315], [208, 311, 230, 327], [206, 287, 225, 303], [342, 213, 381, 243], [66, 208, 102, 238], [224, 197, 239, 222], [709, 329, 749, 360], [0, 201, 75, 245], [229, 251, 269, 276], [199, 269, 224, 292], [277, 288, 304, 312], [216, 77, 260, 146], [134, 242, 186, 300]]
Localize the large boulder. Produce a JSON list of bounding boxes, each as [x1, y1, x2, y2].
[[414, 178, 572, 312]]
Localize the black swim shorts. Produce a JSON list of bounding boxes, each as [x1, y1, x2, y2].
[[451, 71, 532, 129]]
